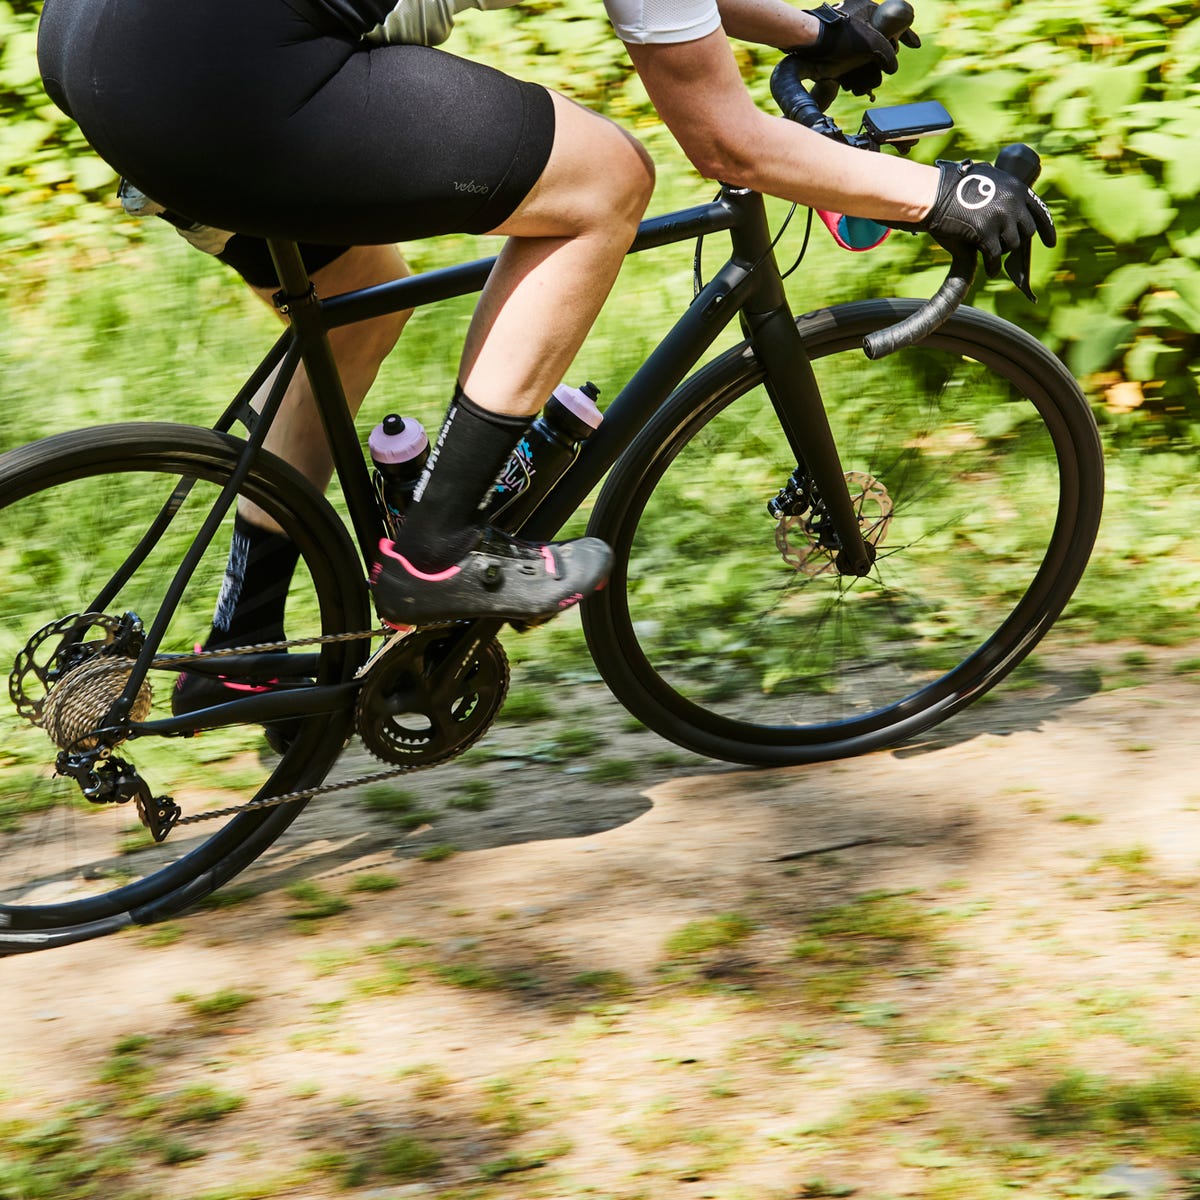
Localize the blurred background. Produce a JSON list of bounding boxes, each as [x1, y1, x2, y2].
[[2, 0, 1198, 644], [4, 5, 1200, 1199]]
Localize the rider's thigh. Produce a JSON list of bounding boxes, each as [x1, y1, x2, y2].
[[491, 91, 655, 240]]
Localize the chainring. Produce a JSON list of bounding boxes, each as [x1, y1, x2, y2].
[[355, 625, 509, 767]]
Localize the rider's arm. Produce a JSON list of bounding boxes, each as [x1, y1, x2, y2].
[[711, 0, 820, 50], [624, 29, 938, 222]]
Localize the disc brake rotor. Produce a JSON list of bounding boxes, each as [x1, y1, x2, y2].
[[776, 471, 893, 576], [9, 612, 151, 747]]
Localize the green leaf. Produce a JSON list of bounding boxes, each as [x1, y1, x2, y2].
[[1098, 263, 1156, 315], [1066, 314, 1137, 377], [1125, 337, 1180, 382], [1059, 161, 1176, 242]]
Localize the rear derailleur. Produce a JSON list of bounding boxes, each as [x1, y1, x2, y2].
[[55, 748, 181, 843]]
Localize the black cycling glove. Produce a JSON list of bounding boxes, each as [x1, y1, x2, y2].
[[889, 159, 1056, 300], [788, 0, 921, 97]]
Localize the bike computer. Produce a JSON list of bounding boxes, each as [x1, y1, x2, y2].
[[862, 101, 954, 145]]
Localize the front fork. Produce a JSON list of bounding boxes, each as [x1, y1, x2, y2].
[[742, 304, 873, 576]]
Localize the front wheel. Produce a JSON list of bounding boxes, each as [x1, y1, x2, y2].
[[583, 300, 1104, 766]]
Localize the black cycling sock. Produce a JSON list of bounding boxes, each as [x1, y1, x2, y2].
[[205, 511, 301, 650], [395, 388, 530, 571]]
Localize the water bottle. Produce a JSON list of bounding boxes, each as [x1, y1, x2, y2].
[[368, 414, 429, 539], [481, 381, 603, 527]]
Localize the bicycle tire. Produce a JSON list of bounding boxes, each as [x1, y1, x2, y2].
[[582, 300, 1104, 766], [0, 424, 371, 954]]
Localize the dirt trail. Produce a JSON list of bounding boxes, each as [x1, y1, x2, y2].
[[5, 644, 1200, 1199]]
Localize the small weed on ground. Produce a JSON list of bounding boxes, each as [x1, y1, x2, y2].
[[1024, 1068, 1200, 1152], [448, 778, 495, 811], [665, 913, 755, 958], [285, 880, 350, 921], [793, 890, 950, 1008], [347, 872, 399, 893]]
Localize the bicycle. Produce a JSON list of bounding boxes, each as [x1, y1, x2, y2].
[[0, 55, 1104, 954]]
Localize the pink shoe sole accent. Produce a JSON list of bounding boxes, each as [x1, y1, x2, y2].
[[540, 545, 557, 574], [377, 538, 462, 582]]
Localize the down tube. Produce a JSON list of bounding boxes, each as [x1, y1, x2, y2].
[[519, 259, 753, 543]]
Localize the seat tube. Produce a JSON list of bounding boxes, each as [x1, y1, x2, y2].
[[266, 239, 381, 563]]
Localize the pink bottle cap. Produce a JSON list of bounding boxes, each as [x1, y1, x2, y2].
[[369, 415, 428, 464], [551, 383, 603, 430]]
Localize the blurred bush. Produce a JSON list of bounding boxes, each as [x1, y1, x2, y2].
[[4, 0, 1200, 446], [878, 0, 1200, 449], [0, 0, 126, 256]]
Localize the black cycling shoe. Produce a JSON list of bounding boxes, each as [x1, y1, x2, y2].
[[370, 527, 613, 627], [172, 651, 302, 755]]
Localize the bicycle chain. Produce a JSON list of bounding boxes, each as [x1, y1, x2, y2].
[[155, 627, 444, 827]]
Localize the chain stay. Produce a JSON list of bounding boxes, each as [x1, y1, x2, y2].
[[161, 625, 468, 826]]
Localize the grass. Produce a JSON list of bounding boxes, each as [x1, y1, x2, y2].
[[665, 913, 755, 958], [159, 1084, 246, 1124], [361, 786, 439, 830], [501, 687, 554, 722], [348, 871, 400, 893], [285, 880, 351, 920], [584, 758, 641, 784], [449, 778, 495, 811], [792, 890, 951, 1008], [1025, 1069, 1200, 1149], [1096, 844, 1153, 874], [178, 988, 258, 1022], [0, 772, 55, 833]]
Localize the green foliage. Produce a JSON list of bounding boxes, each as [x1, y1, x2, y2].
[[0, 0, 125, 258], [1026, 1068, 1200, 1147], [7, 0, 1200, 449], [889, 0, 1200, 449], [665, 912, 755, 957]]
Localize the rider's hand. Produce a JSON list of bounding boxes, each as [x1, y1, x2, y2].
[[788, 0, 921, 97], [888, 159, 1056, 300]]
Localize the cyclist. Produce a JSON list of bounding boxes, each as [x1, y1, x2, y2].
[[37, 0, 1053, 645]]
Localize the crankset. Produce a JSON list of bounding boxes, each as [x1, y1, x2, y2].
[[355, 625, 509, 767]]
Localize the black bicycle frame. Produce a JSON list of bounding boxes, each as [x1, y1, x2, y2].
[[114, 184, 869, 736]]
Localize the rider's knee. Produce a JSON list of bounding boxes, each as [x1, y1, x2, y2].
[[595, 129, 656, 235]]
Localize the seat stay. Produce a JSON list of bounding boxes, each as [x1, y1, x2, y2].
[[101, 335, 307, 729]]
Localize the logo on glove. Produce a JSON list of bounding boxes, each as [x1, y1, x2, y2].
[[956, 174, 997, 211]]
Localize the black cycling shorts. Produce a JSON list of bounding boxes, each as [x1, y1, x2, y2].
[[37, 0, 556, 258]]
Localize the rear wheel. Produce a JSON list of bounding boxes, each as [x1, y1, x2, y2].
[[0, 424, 371, 954], [583, 301, 1104, 765]]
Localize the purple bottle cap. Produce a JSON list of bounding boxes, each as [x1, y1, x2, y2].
[[369, 414, 428, 464], [551, 382, 603, 430]]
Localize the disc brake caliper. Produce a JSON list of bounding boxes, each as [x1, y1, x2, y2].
[[769, 467, 893, 578]]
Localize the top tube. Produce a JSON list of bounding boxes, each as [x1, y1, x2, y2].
[[319, 196, 743, 331]]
